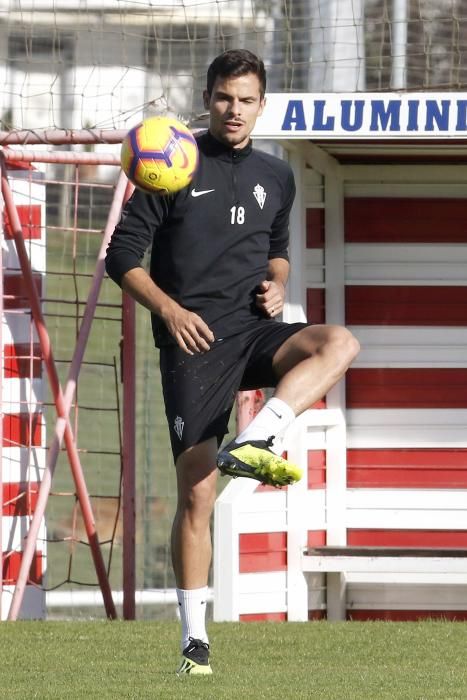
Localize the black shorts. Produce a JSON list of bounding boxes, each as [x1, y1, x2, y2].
[[159, 319, 308, 461]]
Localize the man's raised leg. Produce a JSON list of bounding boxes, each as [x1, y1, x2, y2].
[[218, 325, 360, 486]]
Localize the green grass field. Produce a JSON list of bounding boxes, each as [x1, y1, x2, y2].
[[1, 620, 467, 699]]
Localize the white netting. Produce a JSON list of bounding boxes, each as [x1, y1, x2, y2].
[[0, 1, 466, 134], [366, 0, 467, 90]]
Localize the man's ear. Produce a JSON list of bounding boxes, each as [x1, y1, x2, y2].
[[203, 90, 210, 110], [258, 95, 266, 117]]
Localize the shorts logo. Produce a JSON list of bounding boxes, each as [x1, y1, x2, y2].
[[174, 415, 184, 440], [253, 183, 266, 210]]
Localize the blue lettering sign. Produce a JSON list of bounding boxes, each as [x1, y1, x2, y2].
[[281, 100, 306, 131], [456, 100, 467, 131], [407, 100, 419, 131], [312, 100, 335, 131], [370, 100, 401, 131], [341, 100, 364, 131], [425, 100, 449, 131]]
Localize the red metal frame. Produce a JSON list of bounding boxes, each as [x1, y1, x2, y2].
[[122, 291, 136, 620], [119, 179, 137, 620], [1, 154, 132, 620], [0, 173, 3, 620]]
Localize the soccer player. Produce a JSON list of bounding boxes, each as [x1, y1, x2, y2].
[[105, 49, 359, 675]]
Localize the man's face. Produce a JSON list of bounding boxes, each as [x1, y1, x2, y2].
[[203, 72, 265, 149]]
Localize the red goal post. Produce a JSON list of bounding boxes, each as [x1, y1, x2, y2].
[[1, 131, 136, 620]]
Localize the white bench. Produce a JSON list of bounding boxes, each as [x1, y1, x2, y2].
[[302, 546, 467, 620], [214, 408, 467, 622]]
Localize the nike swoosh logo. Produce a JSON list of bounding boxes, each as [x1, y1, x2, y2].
[[191, 188, 215, 197]]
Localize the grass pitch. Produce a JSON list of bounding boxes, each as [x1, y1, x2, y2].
[[1, 619, 466, 699]]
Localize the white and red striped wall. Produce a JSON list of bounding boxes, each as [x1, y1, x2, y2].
[[214, 149, 467, 622], [343, 170, 467, 620], [1, 165, 46, 619]]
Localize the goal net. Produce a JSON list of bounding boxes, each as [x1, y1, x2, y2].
[[0, 1, 465, 136]]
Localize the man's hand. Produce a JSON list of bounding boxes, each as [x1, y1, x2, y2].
[[255, 279, 286, 318], [121, 267, 214, 355], [162, 302, 215, 354]]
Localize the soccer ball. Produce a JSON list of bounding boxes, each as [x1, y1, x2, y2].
[[120, 116, 199, 195]]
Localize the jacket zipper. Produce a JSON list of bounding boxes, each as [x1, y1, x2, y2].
[[231, 150, 239, 206]]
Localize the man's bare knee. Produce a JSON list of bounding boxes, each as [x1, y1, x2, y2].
[[175, 440, 218, 518], [321, 326, 360, 368]]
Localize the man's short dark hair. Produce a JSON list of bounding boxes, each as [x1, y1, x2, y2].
[[206, 49, 266, 97]]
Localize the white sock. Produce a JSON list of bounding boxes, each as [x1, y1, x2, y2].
[[176, 586, 209, 652], [235, 397, 296, 445]]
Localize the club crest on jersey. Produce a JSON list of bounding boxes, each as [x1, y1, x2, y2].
[[253, 183, 266, 210], [174, 415, 184, 440]]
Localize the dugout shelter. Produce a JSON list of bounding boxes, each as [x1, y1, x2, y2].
[[214, 92, 467, 622]]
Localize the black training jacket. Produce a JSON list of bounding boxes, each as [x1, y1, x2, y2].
[[105, 130, 296, 347]]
